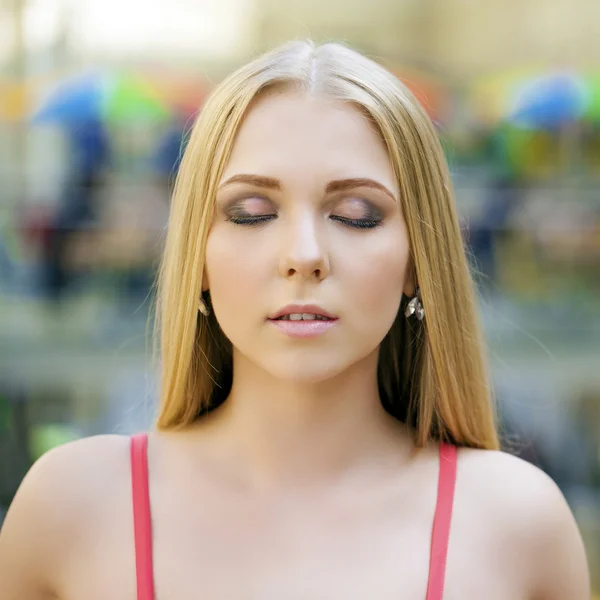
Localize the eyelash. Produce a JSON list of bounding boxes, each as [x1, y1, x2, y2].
[[331, 215, 381, 229], [227, 215, 274, 226], [227, 215, 382, 229]]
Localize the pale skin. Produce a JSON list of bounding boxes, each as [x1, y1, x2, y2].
[[0, 90, 590, 599]]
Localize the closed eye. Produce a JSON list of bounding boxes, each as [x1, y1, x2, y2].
[[226, 214, 276, 226], [330, 215, 382, 229]]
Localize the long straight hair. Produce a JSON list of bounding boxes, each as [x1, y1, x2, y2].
[[153, 40, 500, 450]]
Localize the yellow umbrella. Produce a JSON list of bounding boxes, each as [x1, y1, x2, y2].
[[469, 66, 540, 126], [0, 73, 67, 122], [0, 80, 32, 121]]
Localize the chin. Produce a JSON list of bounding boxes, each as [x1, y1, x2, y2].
[[258, 350, 367, 384]]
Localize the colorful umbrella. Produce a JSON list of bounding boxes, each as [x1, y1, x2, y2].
[[469, 67, 538, 127], [0, 80, 32, 121], [31, 71, 172, 125], [394, 68, 450, 122], [470, 69, 593, 129], [509, 72, 588, 129], [582, 73, 600, 124], [139, 70, 209, 118]]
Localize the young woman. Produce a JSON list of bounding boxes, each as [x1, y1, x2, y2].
[[0, 40, 590, 600]]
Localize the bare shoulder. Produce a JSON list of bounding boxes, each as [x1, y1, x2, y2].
[[10, 434, 131, 521], [457, 446, 565, 511], [456, 447, 585, 534], [456, 447, 591, 599], [0, 434, 133, 599]]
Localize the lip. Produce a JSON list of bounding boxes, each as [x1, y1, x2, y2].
[[268, 304, 339, 339], [268, 304, 338, 320], [269, 318, 338, 338]]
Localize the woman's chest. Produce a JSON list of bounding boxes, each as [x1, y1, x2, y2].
[[149, 511, 433, 599], [60, 498, 524, 600]]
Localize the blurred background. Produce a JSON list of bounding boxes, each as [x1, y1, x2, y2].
[[0, 0, 599, 588]]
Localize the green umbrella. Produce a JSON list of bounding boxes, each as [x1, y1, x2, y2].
[[583, 74, 600, 124], [104, 75, 172, 123]]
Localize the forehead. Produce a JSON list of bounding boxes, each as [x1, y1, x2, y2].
[[220, 90, 397, 192]]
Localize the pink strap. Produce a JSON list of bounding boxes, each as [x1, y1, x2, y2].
[[130, 433, 155, 600], [425, 443, 458, 600]]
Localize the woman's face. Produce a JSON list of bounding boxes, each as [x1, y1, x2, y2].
[[205, 90, 412, 383]]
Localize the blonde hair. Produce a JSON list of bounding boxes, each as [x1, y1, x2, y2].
[[153, 40, 500, 450]]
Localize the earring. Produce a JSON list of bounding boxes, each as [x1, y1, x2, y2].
[[404, 287, 425, 321], [198, 298, 210, 317]]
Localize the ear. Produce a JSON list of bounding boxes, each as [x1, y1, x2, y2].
[[201, 269, 209, 292]]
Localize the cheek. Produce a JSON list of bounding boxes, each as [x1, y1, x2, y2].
[[341, 229, 410, 314], [205, 228, 269, 308]]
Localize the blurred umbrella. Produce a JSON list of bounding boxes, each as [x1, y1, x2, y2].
[[582, 73, 600, 124], [0, 80, 32, 121], [394, 68, 449, 122], [32, 73, 101, 123], [470, 69, 590, 129], [104, 75, 172, 122], [141, 71, 209, 118], [31, 71, 172, 125], [469, 67, 537, 126], [509, 72, 588, 129]]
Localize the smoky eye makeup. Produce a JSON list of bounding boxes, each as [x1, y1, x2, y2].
[[332, 197, 382, 221], [227, 196, 273, 215], [221, 195, 277, 225], [218, 191, 387, 230], [329, 197, 384, 229]]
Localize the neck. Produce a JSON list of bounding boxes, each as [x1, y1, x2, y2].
[[200, 349, 414, 489]]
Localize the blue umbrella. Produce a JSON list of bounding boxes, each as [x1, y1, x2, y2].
[[509, 73, 588, 129], [32, 73, 104, 124]]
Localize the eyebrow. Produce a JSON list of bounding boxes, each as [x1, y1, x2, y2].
[[325, 178, 396, 201], [219, 174, 396, 201], [219, 174, 281, 190]]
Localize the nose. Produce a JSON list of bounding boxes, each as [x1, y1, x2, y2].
[[278, 211, 330, 282]]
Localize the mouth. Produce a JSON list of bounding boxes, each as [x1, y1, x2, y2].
[[272, 313, 333, 322], [268, 305, 338, 338], [268, 304, 338, 321]]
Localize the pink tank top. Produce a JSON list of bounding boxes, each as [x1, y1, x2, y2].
[[130, 433, 458, 600]]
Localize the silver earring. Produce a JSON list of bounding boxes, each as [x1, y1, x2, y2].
[[405, 287, 425, 321], [198, 298, 210, 317]]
